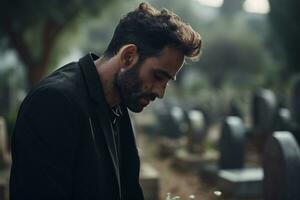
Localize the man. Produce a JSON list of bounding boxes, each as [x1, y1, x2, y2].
[[9, 2, 202, 200]]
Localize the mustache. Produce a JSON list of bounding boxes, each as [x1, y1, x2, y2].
[[135, 92, 157, 101]]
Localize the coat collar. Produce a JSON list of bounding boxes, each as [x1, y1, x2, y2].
[[78, 53, 110, 109], [78, 53, 122, 198]]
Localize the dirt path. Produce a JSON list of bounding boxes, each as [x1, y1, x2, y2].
[[138, 133, 219, 200]]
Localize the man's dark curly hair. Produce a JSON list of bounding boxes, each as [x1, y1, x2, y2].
[[103, 2, 202, 61]]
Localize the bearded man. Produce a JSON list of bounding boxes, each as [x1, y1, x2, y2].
[[9, 2, 202, 200]]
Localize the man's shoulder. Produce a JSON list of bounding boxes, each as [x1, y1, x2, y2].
[[32, 62, 84, 98], [41, 61, 82, 90], [22, 61, 88, 110]]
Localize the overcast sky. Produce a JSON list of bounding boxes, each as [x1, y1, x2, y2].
[[195, 0, 270, 14]]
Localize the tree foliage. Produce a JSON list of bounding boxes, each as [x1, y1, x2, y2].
[[220, 0, 245, 17], [268, 0, 300, 73], [0, 0, 114, 88]]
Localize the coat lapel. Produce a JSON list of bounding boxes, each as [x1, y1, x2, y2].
[[94, 109, 121, 197], [79, 53, 121, 198]]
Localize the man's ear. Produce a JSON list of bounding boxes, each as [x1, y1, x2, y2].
[[119, 44, 139, 69]]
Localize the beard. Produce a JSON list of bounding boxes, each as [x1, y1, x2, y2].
[[116, 61, 156, 113]]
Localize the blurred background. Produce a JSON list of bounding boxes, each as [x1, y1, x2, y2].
[[1, 0, 300, 199]]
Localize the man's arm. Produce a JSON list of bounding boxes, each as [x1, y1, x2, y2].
[[10, 87, 81, 200]]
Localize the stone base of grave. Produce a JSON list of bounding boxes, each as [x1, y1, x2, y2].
[[140, 163, 160, 200], [158, 138, 185, 159], [172, 149, 217, 172], [199, 165, 263, 198]]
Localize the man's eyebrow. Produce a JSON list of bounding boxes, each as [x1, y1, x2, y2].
[[156, 69, 175, 80]]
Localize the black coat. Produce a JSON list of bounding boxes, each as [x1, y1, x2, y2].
[[9, 53, 144, 200]]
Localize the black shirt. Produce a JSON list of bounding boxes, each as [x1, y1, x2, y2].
[[110, 104, 122, 168]]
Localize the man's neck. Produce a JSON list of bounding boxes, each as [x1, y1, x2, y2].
[[94, 57, 121, 107]]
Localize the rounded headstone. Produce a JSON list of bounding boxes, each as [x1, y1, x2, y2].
[[169, 106, 189, 138], [252, 89, 277, 135], [274, 108, 292, 131], [186, 109, 207, 153], [153, 101, 170, 135], [193, 106, 211, 126], [154, 103, 188, 139], [187, 110, 206, 142], [263, 131, 300, 200], [219, 116, 246, 169], [228, 99, 244, 120], [153, 102, 184, 138], [291, 77, 300, 125]]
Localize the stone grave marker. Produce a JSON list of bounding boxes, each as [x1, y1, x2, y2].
[[263, 131, 300, 200], [291, 77, 300, 125], [228, 99, 244, 120], [152, 101, 173, 137], [169, 106, 189, 138], [251, 89, 277, 136], [250, 87, 300, 145], [156, 105, 189, 158], [140, 163, 160, 200], [251, 89, 278, 152], [186, 109, 207, 153], [200, 116, 263, 198], [172, 108, 212, 171], [217, 116, 262, 198], [154, 103, 188, 139], [274, 107, 292, 131], [219, 116, 246, 169], [289, 78, 300, 143]]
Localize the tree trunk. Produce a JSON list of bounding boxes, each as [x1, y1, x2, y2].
[[26, 66, 48, 89]]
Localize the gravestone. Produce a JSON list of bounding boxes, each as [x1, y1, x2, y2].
[[216, 116, 262, 198], [140, 163, 160, 200], [154, 103, 188, 139], [215, 168, 263, 198], [200, 116, 247, 174], [228, 99, 244, 120], [172, 108, 214, 171], [169, 106, 189, 138], [263, 131, 300, 200], [152, 101, 173, 137], [251, 89, 278, 152], [200, 116, 263, 198], [252, 89, 277, 136], [289, 78, 300, 143], [274, 108, 292, 131], [156, 105, 189, 158], [219, 116, 246, 169], [186, 109, 207, 153], [251, 86, 300, 145], [291, 77, 300, 125]]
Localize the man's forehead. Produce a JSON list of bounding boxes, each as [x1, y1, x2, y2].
[[159, 53, 184, 73], [141, 46, 184, 78], [155, 60, 184, 81]]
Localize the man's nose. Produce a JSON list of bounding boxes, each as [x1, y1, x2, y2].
[[153, 84, 166, 99]]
